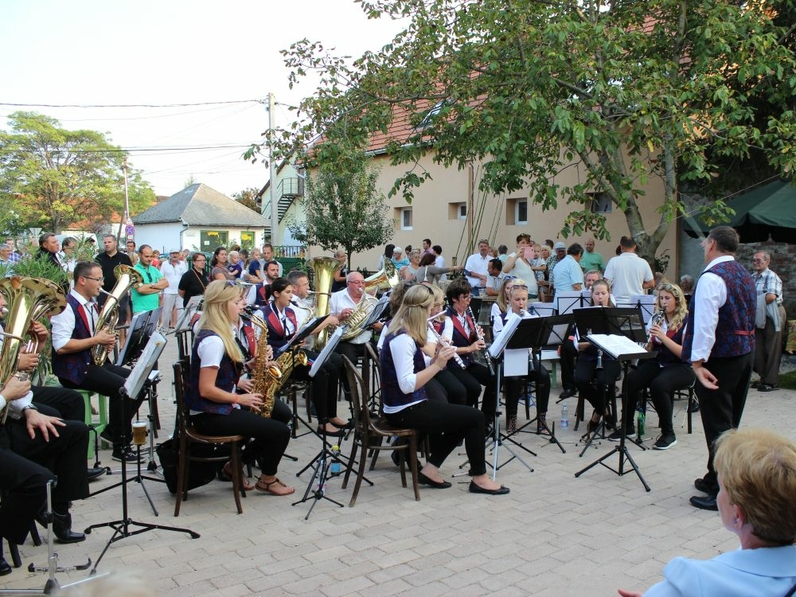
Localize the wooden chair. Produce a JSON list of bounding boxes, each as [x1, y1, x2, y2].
[[340, 356, 420, 507], [172, 361, 247, 516]]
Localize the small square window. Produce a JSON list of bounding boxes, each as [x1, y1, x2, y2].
[[400, 207, 413, 230], [516, 200, 528, 225], [589, 192, 612, 213]]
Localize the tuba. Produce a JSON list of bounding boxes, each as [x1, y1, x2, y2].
[[339, 292, 378, 342], [91, 264, 143, 366], [0, 277, 66, 423], [310, 256, 339, 350]]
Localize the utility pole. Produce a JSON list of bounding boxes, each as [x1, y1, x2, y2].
[[121, 157, 134, 243], [268, 93, 279, 246]]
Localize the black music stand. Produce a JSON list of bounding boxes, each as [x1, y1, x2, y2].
[[573, 308, 656, 491], [293, 327, 346, 519], [85, 333, 198, 572], [508, 314, 571, 454], [484, 315, 537, 476], [116, 307, 162, 368]]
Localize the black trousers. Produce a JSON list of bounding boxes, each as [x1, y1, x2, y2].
[[624, 361, 695, 435], [433, 369, 468, 405], [60, 363, 144, 447], [503, 359, 551, 417], [559, 341, 578, 393], [0, 447, 51, 544], [385, 400, 487, 476], [31, 385, 85, 421], [286, 350, 341, 421], [574, 358, 620, 414], [191, 404, 291, 476], [334, 341, 365, 393], [696, 352, 753, 493], [450, 362, 495, 415]]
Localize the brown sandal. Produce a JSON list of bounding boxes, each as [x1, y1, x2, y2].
[[220, 461, 255, 491], [255, 477, 295, 496]]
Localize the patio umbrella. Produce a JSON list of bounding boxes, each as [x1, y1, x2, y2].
[[686, 178, 796, 243]]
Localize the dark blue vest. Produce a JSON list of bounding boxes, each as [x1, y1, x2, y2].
[[52, 294, 93, 385], [381, 331, 428, 408], [445, 306, 477, 365], [185, 329, 242, 415], [258, 303, 299, 351], [682, 259, 755, 362]]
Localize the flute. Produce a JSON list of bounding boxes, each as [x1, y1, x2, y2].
[[426, 315, 466, 370]]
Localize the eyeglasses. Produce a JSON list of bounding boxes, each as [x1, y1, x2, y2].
[[348, 280, 365, 285], [752, 258, 766, 263], [510, 284, 529, 291], [84, 276, 104, 282]]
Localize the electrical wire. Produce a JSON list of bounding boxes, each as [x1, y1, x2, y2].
[[0, 99, 262, 109]]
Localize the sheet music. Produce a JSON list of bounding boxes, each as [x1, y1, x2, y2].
[[488, 312, 521, 359], [123, 332, 166, 398], [528, 302, 555, 318], [504, 348, 530, 376], [586, 334, 649, 360], [630, 294, 656, 323], [556, 291, 585, 315], [310, 327, 343, 377]]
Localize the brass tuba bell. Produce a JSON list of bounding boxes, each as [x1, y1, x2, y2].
[[91, 264, 143, 366]]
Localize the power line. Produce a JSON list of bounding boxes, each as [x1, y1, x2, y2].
[[0, 99, 263, 109]]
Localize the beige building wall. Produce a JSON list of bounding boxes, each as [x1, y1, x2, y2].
[[318, 152, 678, 277]]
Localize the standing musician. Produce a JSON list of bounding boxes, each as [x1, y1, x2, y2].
[[491, 282, 551, 434], [381, 285, 509, 494], [573, 279, 621, 434], [50, 261, 145, 463], [443, 278, 496, 420], [254, 278, 349, 437], [611, 283, 694, 450], [186, 280, 294, 496]]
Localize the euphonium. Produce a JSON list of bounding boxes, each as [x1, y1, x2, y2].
[[364, 260, 400, 294], [91, 264, 143, 366], [310, 256, 339, 350], [0, 276, 66, 423], [646, 308, 666, 345], [240, 310, 283, 418], [339, 292, 378, 342]]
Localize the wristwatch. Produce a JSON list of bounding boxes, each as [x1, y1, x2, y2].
[[21, 404, 39, 413]]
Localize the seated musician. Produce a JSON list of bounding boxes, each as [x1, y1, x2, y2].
[[329, 271, 382, 399], [444, 278, 496, 418], [255, 278, 349, 436], [491, 282, 552, 434], [50, 261, 144, 463], [573, 279, 621, 434], [246, 260, 280, 308], [490, 277, 524, 325], [610, 282, 694, 450], [381, 285, 509, 495], [186, 280, 294, 496], [285, 269, 340, 350]]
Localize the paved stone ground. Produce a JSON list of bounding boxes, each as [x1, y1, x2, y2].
[[2, 338, 794, 596]]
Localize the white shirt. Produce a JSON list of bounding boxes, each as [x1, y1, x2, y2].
[[51, 290, 99, 351], [492, 308, 537, 335], [329, 288, 371, 344], [688, 255, 733, 363], [603, 252, 653, 301], [383, 332, 426, 414], [434, 255, 447, 281], [464, 252, 490, 288], [0, 324, 33, 417], [160, 260, 187, 294]]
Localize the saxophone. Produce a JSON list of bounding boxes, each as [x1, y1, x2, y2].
[[241, 310, 282, 418], [261, 348, 308, 417]]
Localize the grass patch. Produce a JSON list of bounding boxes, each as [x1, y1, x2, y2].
[[778, 369, 796, 390]]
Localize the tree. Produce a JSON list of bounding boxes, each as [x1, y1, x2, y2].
[[0, 112, 155, 233], [275, 0, 796, 261], [232, 187, 261, 212], [287, 152, 393, 268]]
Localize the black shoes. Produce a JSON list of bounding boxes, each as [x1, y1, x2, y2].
[[87, 466, 107, 481], [36, 511, 86, 544], [608, 427, 636, 441], [689, 494, 718, 511], [469, 481, 510, 495], [112, 447, 141, 463], [694, 477, 717, 496], [558, 388, 576, 399], [653, 434, 677, 450], [417, 472, 452, 489], [0, 556, 11, 576], [758, 384, 779, 392]]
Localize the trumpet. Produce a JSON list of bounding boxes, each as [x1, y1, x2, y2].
[[426, 315, 466, 370]]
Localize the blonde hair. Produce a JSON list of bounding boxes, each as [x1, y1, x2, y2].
[[714, 427, 796, 546], [655, 282, 687, 333], [387, 284, 435, 345], [197, 280, 244, 363]]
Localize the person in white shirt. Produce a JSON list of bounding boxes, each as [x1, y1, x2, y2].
[[464, 239, 491, 291], [603, 236, 655, 302], [502, 234, 540, 298], [159, 249, 187, 329]]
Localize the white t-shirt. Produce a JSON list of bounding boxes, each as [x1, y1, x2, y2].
[[603, 252, 653, 301]]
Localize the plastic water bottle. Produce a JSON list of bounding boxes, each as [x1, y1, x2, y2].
[[330, 445, 342, 474], [637, 410, 646, 437], [560, 403, 569, 429]]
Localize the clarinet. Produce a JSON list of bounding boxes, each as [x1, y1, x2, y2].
[[467, 306, 495, 376], [426, 315, 466, 369]]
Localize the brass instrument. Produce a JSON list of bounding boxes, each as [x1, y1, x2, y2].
[[364, 260, 400, 294], [0, 277, 66, 423], [339, 292, 378, 342], [91, 264, 143, 366], [262, 348, 308, 414], [646, 309, 666, 346], [240, 310, 283, 418], [310, 256, 338, 350], [467, 306, 494, 376], [426, 314, 466, 369]]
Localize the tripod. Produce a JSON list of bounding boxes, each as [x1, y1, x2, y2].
[[89, 377, 165, 516], [85, 368, 198, 573]]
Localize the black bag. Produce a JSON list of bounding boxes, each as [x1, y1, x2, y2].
[[156, 439, 223, 495]]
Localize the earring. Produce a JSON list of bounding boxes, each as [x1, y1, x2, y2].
[[734, 517, 739, 525]]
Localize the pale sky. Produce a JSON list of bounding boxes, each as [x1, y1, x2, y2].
[[0, 0, 405, 198]]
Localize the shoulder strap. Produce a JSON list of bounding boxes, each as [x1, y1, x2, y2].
[[784, 582, 796, 597]]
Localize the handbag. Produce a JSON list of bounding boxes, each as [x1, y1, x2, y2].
[[156, 438, 223, 495]]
